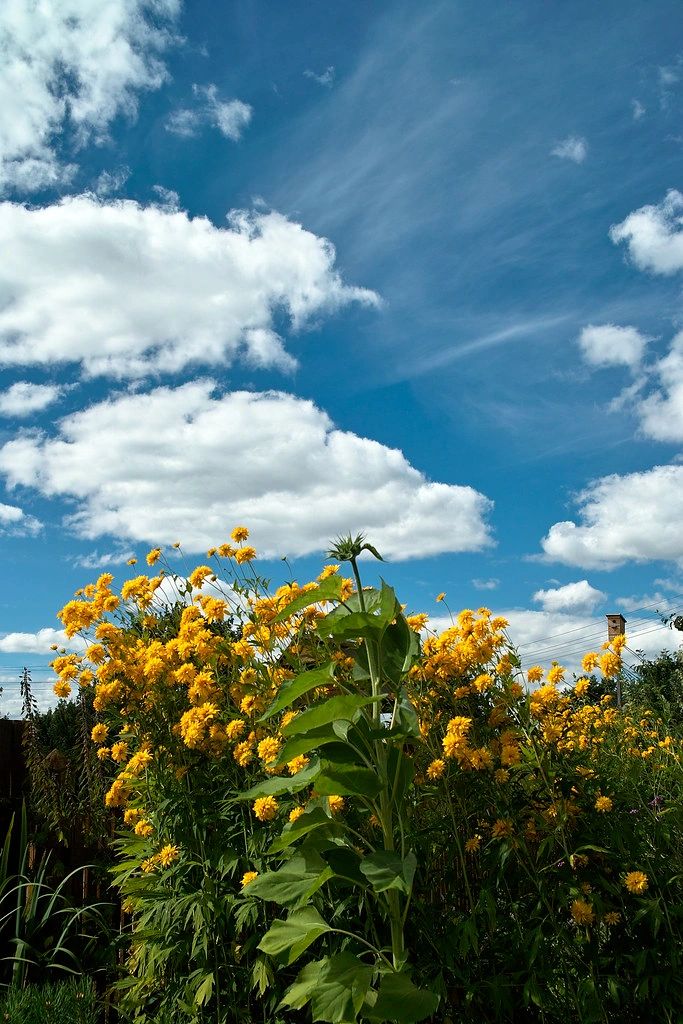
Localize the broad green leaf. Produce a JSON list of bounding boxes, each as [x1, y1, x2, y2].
[[315, 761, 381, 798], [237, 760, 320, 800], [273, 576, 343, 623], [387, 746, 416, 804], [381, 617, 420, 686], [258, 907, 331, 965], [281, 695, 381, 738], [391, 689, 421, 740], [359, 851, 417, 894], [322, 846, 367, 887], [246, 847, 333, 907], [271, 729, 349, 770], [364, 972, 440, 1023], [194, 972, 214, 1007], [268, 807, 345, 855], [260, 662, 336, 722], [280, 953, 373, 1023]]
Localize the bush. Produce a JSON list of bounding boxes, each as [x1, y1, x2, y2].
[[53, 532, 683, 1023]]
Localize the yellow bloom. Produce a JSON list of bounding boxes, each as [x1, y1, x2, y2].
[[595, 795, 613, 813], [134, 819, 154, 838], [327, 795, 345, 814], [235, 546, 257, 564], [472, 673, 493, 693], [123, 808, 143, 825], [435, 592, 446, 603], [157, 844, 180, 868], [187, 565, 213, 588], [491, 818, 513, 840], [571, 898, 594, 926], [624, 871, 648, 895], [464, 835, 481, 854], [226, 719, 246, 741], [406, 613, 429, 632], [257, 736, 282, 765], [527, 665, 544, 683], [96, 746, 110, 761], [546, 664, 565, 685], [574, 677, 590, 697], [253, 796, 279, 822], [494, 768, 510, 784], [231, 526, 250, 543], [53, 680, 72, 699], [318, 563, 340, 580], [241, 870, 258, 887], [599, 651, 621, 679], [91, 723, 108, 744], [287, 755, 310, 775], [111, 741, 129, 763], [127, 557, 137, 566], [289, 806, 305, 823], [604, 911, 621, 926], [582, 652, 600, 673], [426, 758, 446, 780], [146, 548, 162, 566]]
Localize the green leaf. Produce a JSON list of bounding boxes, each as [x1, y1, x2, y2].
[[260, 662, 337, 722], [360, 851, 417, 894], [194, 972, 214, 1007], [273, 576, 343, 623], [315, 761, 381, 798], [381, 619, 420, 686], [281, 695, 382, 738], [268, 807, 344, 855], [364, 972, 440, 1023], [391, 690, 421, 740], [269, 726, 343, 769], [322, 846, 367, 887], [258, 907, 331, 965], [246, 847, 333, 907], [237, 759, 321, 800], [280, 953, 373, 1023]]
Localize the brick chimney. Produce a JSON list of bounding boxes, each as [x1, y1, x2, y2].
[[606, 613, 627, 641]]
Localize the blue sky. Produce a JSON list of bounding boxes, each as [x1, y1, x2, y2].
[[1, 0, 682, 713]]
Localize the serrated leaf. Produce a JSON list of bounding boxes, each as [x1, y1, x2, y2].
[[280, 953, 373, 1022], [246, 847, 333, 907], [260, 662, 337, 722], [364, 972, 440, 1023], [258, 907, 331, 965], [273, 576, 344, 623], [359, 851, 417, 894], [281, 695, 382, 737]]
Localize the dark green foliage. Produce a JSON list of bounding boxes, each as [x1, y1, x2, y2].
[[0, 978, 98, 1024], [624, 648, 683, 729]]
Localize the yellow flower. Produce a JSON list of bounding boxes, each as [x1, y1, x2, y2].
[[53, 680, 72, 699], [231, 526, 250, 543], [426, 758, 446, 780], [491, 818, 513, 840], [127, 557, 137, 566], [595, 795, 613, 813], [574, 677, 590, 697], [472, 673, 493, 693], [96, 746, 110, 761], [91, 723, 108, 744], [257, 736, 282, 765], [146, 548, 162, 566], [241, 870, 258, 887], [527, 665, 544, 684], [226, 719, 246, 741], [494, 768, 510, 784], [233, 741, 254, 767], [464, 835, 481, 854], [235, 546, 257, 564], [289, 806, 305, 823], [318, 564, 340, 580], [123, 808, 143, 825], [599, 651, 621, 679], [157, 844, 180, 868], [327, 795, 345, 814], [582, 652, 600, 673], [435, 592, 446, 603], [604, 911, 621, 926], [287, 755, 310, 775], [134, 819, 154, 838], [253, 796, 279, 822], [624, 871, 648, 895], [110, 741, 128, 763], [406, 613, 428, 632], [546, 664, 565, 685], [571, 898, 594, 926]]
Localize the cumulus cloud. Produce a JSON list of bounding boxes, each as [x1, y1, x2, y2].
[[533, 579, 606, 614], [0, 502, 41, 535], [578, 323, 650, 369], [0, 0, 179, 192], [472, 577, 499, 591], [636, 331, 683, 441], [0, 195, 378, 378], [610, 189, 683, 275], [93, 166, 131, 197], [0, 627, 84, 654], [167, 84, 252, 141], [0, 381, 494, 560], [540, 464, 683, 569], [0, 381, 63, 417], [551, 135, 587, 163]]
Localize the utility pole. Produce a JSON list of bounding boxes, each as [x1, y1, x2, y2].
[[606, 614, 627, 708]]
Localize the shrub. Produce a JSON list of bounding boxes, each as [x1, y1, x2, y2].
[[0, 978, 98, 1024]]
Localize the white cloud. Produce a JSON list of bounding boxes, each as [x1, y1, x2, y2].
[[472, 577, 499, 591], [610, 189, 683, 275], [167, 84, 252, 141], [304, 67, 335, 88], [540, 464, 683, 569], [578, 323, 650, 369], [616, 591, 670, 613], [151, 184, 180, 210], [0, 195, 378, 378], [533, 579, 606, 614], [0, 381, 63, 417], [0, 627, 84, 654], [551, 135, 587, 163], [0, 0, 179, 192], [71, 547, 136, 569], [0, 380, 494, 560], [636, 331, 683, 441], [93, 166, 131, 197], [632, 99, 646, 120], [0, 501, 41, 535]]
